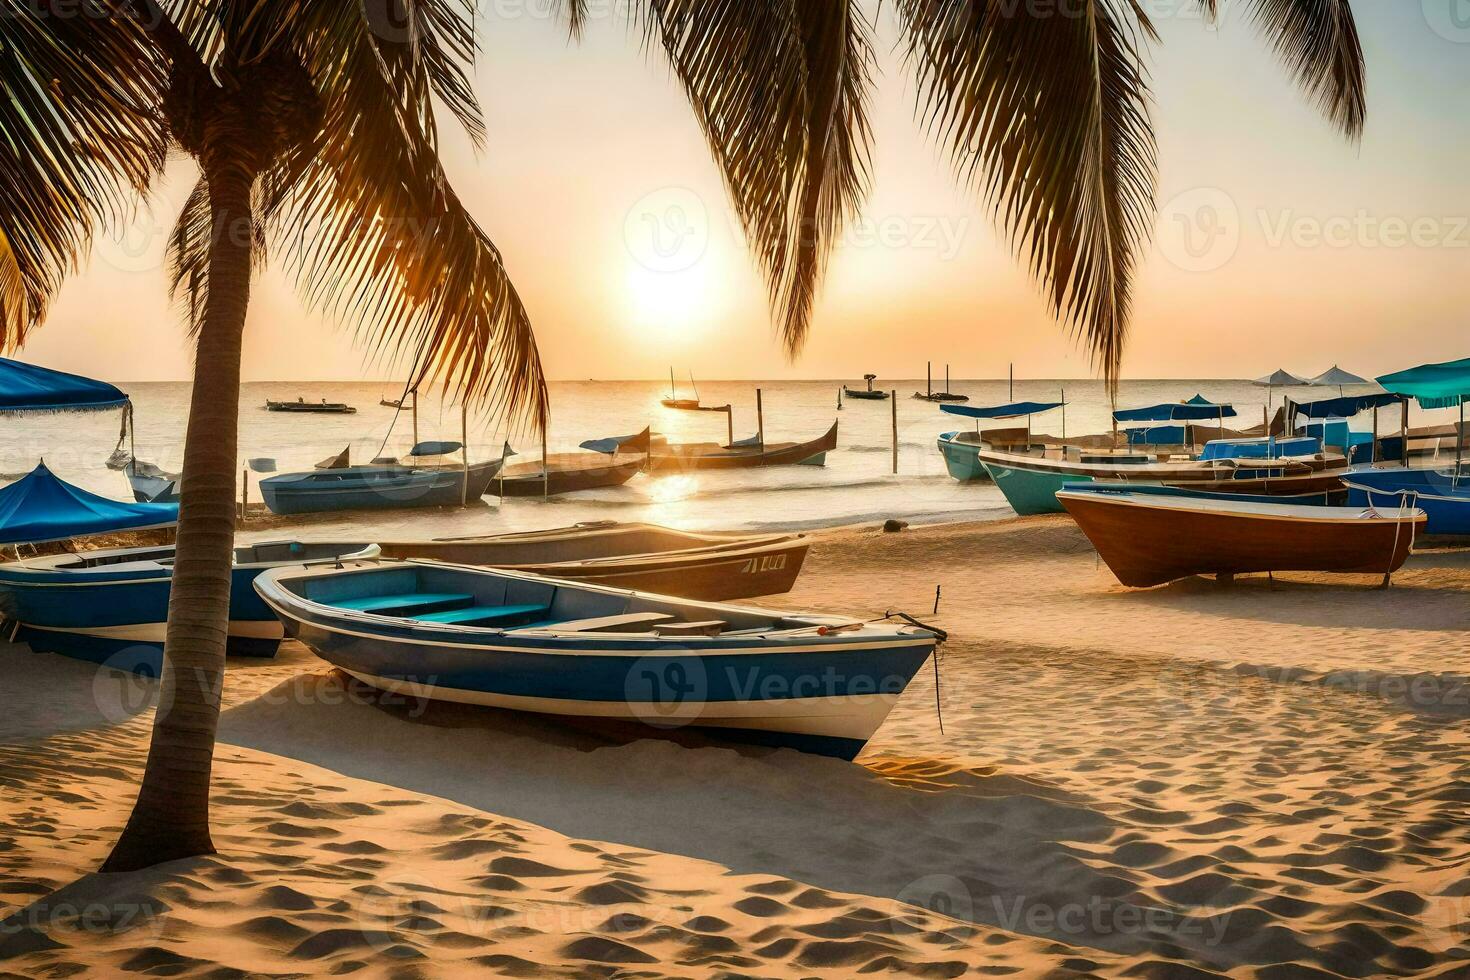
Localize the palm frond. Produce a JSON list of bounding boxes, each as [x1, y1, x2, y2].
[[0, 3, 167, 347], [638, 0, 874, 356], [250, 0, 546, 427], [896, 0, 1157, 384], [1201, 0, 1365, 137]]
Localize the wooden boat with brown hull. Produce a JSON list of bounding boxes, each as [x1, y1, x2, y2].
[[372, 523, 809, 600], [1057, 486, 1424, 588], [493, 454, 644, 497], [648, 421, 838, 472]]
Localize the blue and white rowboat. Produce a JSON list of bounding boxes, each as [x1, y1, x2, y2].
[[0, 541, 379, 677], [254, 560, 940, 760]]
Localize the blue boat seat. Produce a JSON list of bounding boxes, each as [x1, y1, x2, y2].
[[336, 592, 475, 616], [412, 603, 551, 626]]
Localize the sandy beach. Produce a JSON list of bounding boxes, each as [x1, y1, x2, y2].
[[3, 515, 1469, 977]]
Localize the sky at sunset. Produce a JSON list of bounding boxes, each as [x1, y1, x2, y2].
[[23, 1, 1470, 384]]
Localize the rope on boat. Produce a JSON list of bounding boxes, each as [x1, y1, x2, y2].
[[1355, 485, 1422, 588], [881, 610, 948, 735]]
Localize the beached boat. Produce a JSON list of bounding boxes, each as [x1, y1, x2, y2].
[[0, 541, 379, 676], [260, 460, 503, 515], [1343, 467, 1470, 535], [843, 375, 889, 401], [265, 397, 357, 414], [912, 363, 968, 402], [123, 457, 181, 503], [1058, 485, 1423, 588], [373, 523, 808, 600], [935, 400, 1066, 482], [979, 442, 1349, 516], [254, 559, 940, 758], [648, 421, 838, 471]]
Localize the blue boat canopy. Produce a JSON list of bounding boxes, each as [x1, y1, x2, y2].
[[1378, 357, 1470, 409], [0, 357, 128, 415], [409, 441, 463, 457], [0, 462, 177, 545], [1114, 402, 1238, 423], [579, 427, 652, 456], [1291, 392, 1403, 419], [940, 401, 1063, 420]]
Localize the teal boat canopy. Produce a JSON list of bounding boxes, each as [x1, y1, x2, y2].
[[0, 462, 177, 545], [0, 357, 127, 415], [940, 401, 1063, 420], [1378, 357, 1470, 409]]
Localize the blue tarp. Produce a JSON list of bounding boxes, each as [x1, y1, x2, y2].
[[579, 427, 652, 456], [409, 441, 463, 457], [0, 357, 128, 414], [1291, 392, 1402, 419], [940, 401, 1063, 421], [1378, 357, 1470, 409], [0, 462, 177, 545], [1114, 402, 1239, 423], [1125, 426, 1188, 446]]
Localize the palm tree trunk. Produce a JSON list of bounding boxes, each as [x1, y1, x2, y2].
[[102, 166, 254, 873]]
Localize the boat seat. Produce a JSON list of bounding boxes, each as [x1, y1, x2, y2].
[[653, 620, 727, 637], [412, 603, 551, 627], [336, 592, 475, 616], [545, 612, 676, 633]]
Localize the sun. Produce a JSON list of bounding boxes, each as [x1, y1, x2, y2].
[[623, 260, 726, 343]]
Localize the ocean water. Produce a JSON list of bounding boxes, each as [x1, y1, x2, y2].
[[0, 377, 1423, 538]]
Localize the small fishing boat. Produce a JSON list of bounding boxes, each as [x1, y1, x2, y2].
[[373, 522, 809, 600], [1343, 467, 1470, 535], [979, 442, 1350, 516], [260, 458, 503, 515], [380, 397, 404, 409], [1058, 484, 1423, 588], [934, 400, 1066, 482], [912, 363, 969, 403], [495, 455, 645, 497], [254, 559, 940, 758], [648, 421, 838, 471], [843, 375, 889, 401], [661, 369, 704, 410], [123, 457, 180, 503], [265, 397, 358, 414], [0, 541, 379, 676]]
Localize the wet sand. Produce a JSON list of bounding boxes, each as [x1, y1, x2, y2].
[[3, 516, 1469, 976]]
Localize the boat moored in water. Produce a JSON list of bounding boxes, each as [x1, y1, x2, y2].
[[648, 421, 838, 471], [265, 397, 357, 414], [260, 460, 504, 515], [0, 541, 379, 676], [256, 559, 940, 759], [1058, 484, 1424, 588]]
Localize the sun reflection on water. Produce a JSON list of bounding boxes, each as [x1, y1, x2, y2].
[[648, 474, 699, 505]]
